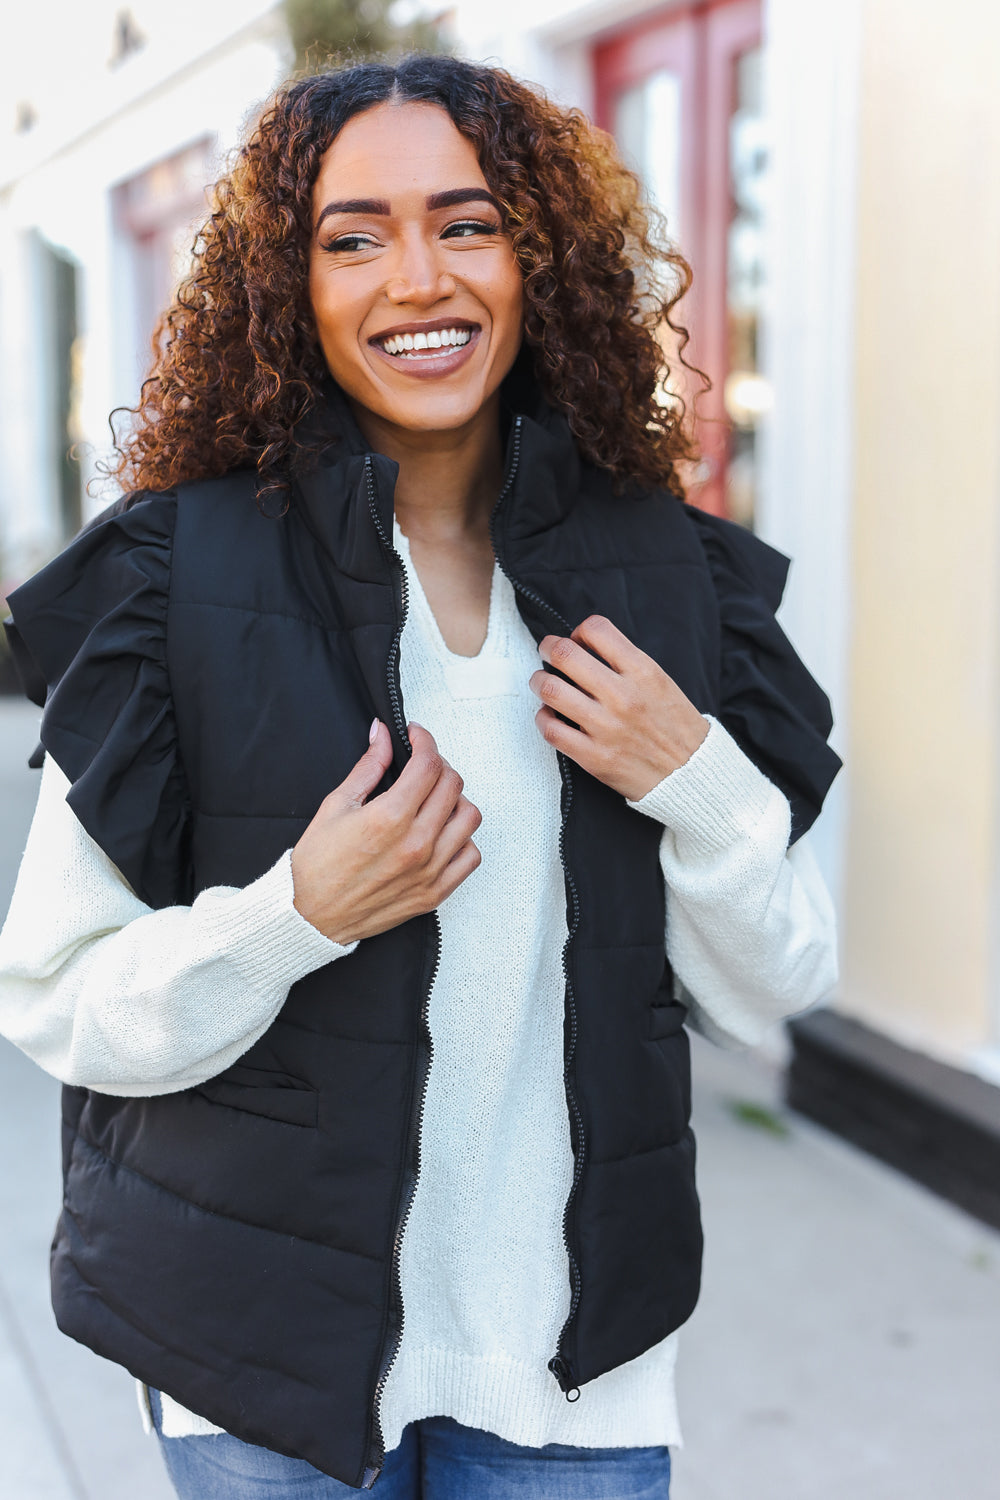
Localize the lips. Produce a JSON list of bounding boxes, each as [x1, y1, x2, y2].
[[370, 319, 479, 360]]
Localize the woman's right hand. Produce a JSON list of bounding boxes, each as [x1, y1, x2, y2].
[[290, 721, 482, 944]]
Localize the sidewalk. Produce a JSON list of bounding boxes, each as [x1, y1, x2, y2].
[[0, 701, 174, 1500], [1, 698, 998, 1499]]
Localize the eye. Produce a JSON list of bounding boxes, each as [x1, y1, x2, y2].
[[322, 232, 379, 254], [441, 219, 501, 240]]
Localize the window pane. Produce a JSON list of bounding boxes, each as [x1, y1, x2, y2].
[[614, 69, 683, 240], [724, 45, 771, 526]]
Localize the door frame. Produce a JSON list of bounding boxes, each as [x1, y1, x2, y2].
[[593, 0, 763, 515]]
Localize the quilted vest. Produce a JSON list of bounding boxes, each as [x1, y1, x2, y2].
[[6, 390, 840, 1487]]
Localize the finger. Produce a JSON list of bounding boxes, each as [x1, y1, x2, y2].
[[411, 762, 467, 838], [537, 632, 617, 695], [434, 838, 482, 901], [534, 704, 599, 768], [432, 796, 482, 868], [385, 723, 448, 815], [528, 667, 603, 731], [568, 615, 648, 674], [335, 719, 395, 807]]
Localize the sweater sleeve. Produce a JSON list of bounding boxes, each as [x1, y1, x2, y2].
[[0, 755, 355, 1095], [627, 716, 837, 1048]]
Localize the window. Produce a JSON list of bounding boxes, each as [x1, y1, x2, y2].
[[29, 232, 83, 540], [112, 137, 216, 388], [595, 0, 766, 522]]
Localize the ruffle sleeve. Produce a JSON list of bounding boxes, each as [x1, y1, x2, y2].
[[686, 506, 842, 842], [4, 495, 191, 909]]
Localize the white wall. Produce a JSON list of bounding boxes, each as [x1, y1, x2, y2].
[[0, 2, 282, 183], [0, 7, 288, 571], [0, 227, 63, 579], [842, 0, 1000, 1064], [755, 0, 862, 910]]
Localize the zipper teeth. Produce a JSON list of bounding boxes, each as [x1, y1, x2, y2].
[[492, 418, 523, 532], [487, 420, 573, 637], [366, 459, 411, 754], [366, 929, 440, 1479], [487, 418, 585, 1390], [552, 756, 584, 1382], [363, 459, 441, 1484]]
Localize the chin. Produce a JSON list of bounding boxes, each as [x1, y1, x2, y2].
[[377, 395, 490, 434]]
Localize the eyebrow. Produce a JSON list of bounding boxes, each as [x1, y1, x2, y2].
[[426, 188, 502, 213], [316, 187, 502, 231]]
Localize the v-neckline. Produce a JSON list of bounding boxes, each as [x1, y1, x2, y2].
[[393, 519, 502, 663]]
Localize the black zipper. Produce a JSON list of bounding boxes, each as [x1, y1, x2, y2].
[[487, 417, 586, 1400], [547, 751, 584, 1401], [361, 457, 442, 1488]]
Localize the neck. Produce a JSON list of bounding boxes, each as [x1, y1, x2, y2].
[[349, 396, 505, 544]]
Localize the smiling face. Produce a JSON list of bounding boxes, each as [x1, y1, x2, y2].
[[308, 101, 525, 443]]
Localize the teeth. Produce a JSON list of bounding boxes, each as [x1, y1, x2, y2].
[[379, 327, 474, 356]]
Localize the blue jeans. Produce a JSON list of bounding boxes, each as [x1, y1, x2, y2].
[[149, 1390, 672, 1498]]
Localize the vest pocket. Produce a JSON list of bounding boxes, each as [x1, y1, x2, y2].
[[195, 1063, 318, 1128]]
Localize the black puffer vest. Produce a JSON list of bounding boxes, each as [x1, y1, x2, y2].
[[7, 391, 840, 1487]]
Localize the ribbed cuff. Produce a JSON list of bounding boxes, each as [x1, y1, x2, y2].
[[627, 716, 782, 857], [197, 850, 357, 993]]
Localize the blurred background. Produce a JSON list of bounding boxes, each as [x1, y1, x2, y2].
[[1, 2, 999, 1497]]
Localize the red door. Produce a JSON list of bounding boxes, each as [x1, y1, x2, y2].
[[595, 0, 764, 521]]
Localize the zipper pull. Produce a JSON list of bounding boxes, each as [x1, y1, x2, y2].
[[547, 1355, 581, 1402]]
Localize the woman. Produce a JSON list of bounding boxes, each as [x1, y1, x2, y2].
[[0, 55, 840, 1499]]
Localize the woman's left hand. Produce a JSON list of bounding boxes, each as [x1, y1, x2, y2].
[[528, 615, 710, 802]]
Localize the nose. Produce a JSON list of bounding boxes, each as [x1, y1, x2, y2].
[[386, 229, 456, 306]]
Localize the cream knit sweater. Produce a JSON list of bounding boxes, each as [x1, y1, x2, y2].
[[0, 523, 837, 1454]]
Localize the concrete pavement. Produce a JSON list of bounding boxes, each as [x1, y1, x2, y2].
[[0, 697, 997, 1499], [0, 700, 174, 1500]]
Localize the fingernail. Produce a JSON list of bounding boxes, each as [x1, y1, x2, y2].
[[408, 720, 424, 732], [369, 717, 379, 744]]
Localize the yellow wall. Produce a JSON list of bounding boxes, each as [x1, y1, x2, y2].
[[844, 0, 1000, 1057]]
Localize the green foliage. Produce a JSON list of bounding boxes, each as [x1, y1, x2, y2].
[[283, 0, 445, 71], [725, 1098, 791, 1139]]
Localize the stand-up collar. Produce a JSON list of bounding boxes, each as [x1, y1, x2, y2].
[[289, 376, 584, 586]]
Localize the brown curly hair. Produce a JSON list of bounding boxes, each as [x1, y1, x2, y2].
[[109, 55, 704, 504]]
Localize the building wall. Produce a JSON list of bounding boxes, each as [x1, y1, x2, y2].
[[754, 0, 860, 911], [451, 0, 687, 111], [843, 0, 1000, 1068], [0, 4, 286, 577]]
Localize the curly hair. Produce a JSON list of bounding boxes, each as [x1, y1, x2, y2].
[[109, 55, 704, 504]]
